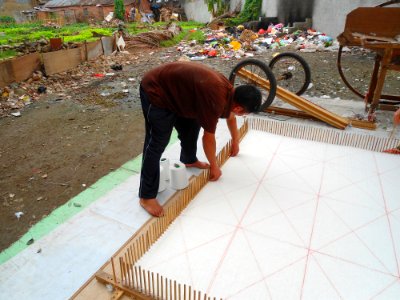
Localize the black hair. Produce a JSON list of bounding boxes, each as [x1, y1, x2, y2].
[[233, 85, 262, 113]]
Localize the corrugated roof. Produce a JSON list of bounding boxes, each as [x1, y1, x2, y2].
[[44, 0, 134, 8]]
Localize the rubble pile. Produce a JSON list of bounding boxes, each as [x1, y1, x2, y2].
[[0, 54, 140, 117], [0, 38, 80, 56], [125, 23, 182, 49]]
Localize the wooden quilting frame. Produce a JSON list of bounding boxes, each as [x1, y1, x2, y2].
[[72, 117, 399, 300]]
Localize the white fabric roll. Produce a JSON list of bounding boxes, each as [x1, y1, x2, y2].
[[169, 162, 188, 190], [158, 166, 167, 192], [160, 157, 170, 181]]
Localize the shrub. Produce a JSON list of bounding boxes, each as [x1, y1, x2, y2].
[[114, 0, 125, 21], [0, 16, 16, 24]]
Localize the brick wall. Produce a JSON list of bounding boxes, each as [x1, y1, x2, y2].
[[37, 4, 135, 23]]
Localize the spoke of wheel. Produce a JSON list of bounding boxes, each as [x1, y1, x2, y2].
[[274, 58, 304, 93]]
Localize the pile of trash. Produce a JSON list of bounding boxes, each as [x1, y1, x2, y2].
[[177, 23, 338, 60]]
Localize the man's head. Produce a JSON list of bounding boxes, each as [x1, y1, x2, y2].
[[232, 85, 262, 115]]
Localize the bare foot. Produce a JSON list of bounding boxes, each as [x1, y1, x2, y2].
[[140, 198, 164, 217], [185, 160, 209, 169]]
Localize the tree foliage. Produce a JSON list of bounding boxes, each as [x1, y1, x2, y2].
[[205, 0, 228, 17], [239, 0, 262, 21], [226, 0, 262, 25], [114, 0, 125, 21]]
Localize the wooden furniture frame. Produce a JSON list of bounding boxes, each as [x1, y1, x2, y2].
[[337, 6, 400, 118]]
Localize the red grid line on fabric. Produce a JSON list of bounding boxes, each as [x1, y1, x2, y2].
[[374, 153, 400, 277], [369, 278, 400, 299], [206, 139, 284, 294], [225, 256, 307, 299], [312, 253, 343, 298], [241, 226, 274, 299], [313, 251, 398, 278], [177, 217, 195, 287], [321, 199, 394, 275], [144, 230, 235, 270], [299, 154, 328, 300]]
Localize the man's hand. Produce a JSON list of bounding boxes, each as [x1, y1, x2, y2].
[[394, 108, 400, 126], [231, 139, 239, 157], [209, 164, 222, 181], [202, 131, 221, 181]]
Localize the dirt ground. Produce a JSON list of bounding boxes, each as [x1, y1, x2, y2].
[[1, 45, 399, 252]]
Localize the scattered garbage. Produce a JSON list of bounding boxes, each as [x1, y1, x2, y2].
[[26, 238, 34, 245], [11, 111, 21, 117], [37, 86, 47, 94], [175, 24, 338, 61], [110, 64, 123, 71], [15, 211, 24, 219]]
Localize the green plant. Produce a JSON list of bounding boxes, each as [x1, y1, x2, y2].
[[0, 49, 17, 60], [205, 0, 228, 17], [0, 16, 16, 24], [114, 0, 125, 21], [226, 0, 262, 26]]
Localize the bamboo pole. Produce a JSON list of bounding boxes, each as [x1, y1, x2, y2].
[[237, 68, 349, 129]]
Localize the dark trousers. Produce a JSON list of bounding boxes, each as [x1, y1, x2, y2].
[[139, 87, 200, 199]]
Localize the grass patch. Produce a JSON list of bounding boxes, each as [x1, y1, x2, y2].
[[0, 49, 17, 60], [0, 21, 205, 49], [160, 21, 205, 47], [0, 22, 115, 45]]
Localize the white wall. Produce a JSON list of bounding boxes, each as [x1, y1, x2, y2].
[[184, 0, 212, 23], [313, 0, 399, 37], [261, 0, 279, 17]]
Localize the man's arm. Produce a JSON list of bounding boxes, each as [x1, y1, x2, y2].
[[202, 131, 222, 181], [394, 108, 400, 126], [226, 112, 240, 156]]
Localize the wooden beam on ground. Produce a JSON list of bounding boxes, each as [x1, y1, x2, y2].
[[266, 106, 376, 130], [238, 68, 350, 129]]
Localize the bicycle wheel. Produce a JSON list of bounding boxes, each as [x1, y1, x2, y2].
[[269, 52, 311, 96], [229, 59, 277, 112]]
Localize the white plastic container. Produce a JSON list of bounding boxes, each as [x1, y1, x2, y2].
[[158, 165, 167, 192], [160, 157, 170, 181], [169, 162, 189, 190]]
